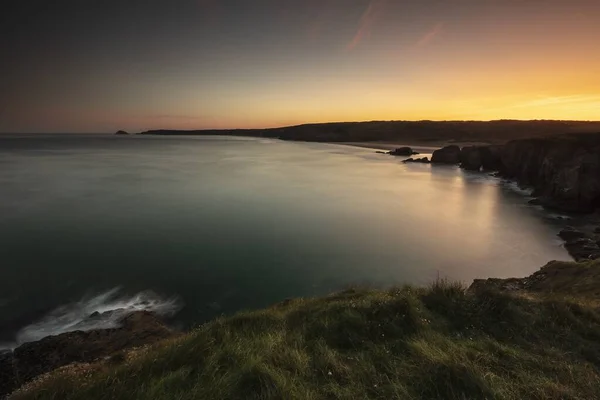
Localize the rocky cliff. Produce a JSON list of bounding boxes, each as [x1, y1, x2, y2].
[[499, 133, 600, 213], [425, 133, 600, 214]]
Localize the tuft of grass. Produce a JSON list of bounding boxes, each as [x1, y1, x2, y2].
[[11, 260, 600, 400]]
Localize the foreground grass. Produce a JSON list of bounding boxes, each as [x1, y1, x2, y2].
[[13, 262, 600, 400]]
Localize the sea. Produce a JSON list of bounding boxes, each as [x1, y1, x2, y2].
[[0, 134, 572, 349]]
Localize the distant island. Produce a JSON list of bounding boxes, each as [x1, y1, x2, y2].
[[115, 130, 129, 135]]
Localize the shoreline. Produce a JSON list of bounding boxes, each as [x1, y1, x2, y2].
[[329, 141, 493, 152], [4, 133, 600, 398], [7, 257, 600, 399]]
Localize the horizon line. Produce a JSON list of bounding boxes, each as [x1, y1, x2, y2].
[[2, 118, 600, 135]]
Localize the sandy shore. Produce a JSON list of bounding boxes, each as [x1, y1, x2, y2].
[[333, 141, 493, 152]]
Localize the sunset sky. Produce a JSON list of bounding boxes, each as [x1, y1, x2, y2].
[[1, 0, 599, 133]]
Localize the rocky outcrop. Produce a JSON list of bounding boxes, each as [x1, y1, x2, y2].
[[403, 157, 430, 164], [459, 146, 484, 170], [431, 145, 461, 164], [469, 259, 600, 296], [458, 146, 503, 171], [481, 145, 503, 171], [0, 311, 175, 398], [423, 133, 600, 213], [557, 226, 600, 261], [115, 130, 129, 135], [499, 133, 600, 213], [389, 147, 418, 156]]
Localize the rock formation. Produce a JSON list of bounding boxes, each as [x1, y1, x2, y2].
[[403, 157, 430, 164], [431, 145, 461, 164], [459, 146, 484, 170], [0, 311, 175, 398], [389, 147, 418, 156], [0, 351, 14, 399], [499, 133, 600, 212], [557, 226, 600, 261], [480, 145, 503, 170], [424, 133, 600, 213]]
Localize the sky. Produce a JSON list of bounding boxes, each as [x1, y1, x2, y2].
[[1, 0, 599, 133]]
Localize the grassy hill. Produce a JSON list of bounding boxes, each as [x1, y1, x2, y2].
[[141, 120, 600, 145], [11, 260, 600, 400]]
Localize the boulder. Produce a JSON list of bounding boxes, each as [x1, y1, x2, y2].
[[558, 227, 586, 241], [431, 145, 461, 164], [403, 157, 430, 164], [557, 227, 600, 261], [565, 240, 600, 262], [389, 147, 418, 156]]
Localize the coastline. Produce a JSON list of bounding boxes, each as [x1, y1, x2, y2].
[[329, 141, 493, 152], [4, 132, 600, 399], [7, 257, 600, 399]]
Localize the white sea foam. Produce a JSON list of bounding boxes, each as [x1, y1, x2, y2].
[[501, 180, 534, 196], [3, 288, 181, 350]]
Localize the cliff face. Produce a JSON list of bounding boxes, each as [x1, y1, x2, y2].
[[499, 133, 600, 213]]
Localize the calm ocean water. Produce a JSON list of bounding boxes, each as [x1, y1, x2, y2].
[[0, 135, 571, 348]]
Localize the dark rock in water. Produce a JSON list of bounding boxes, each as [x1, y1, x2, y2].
[[1, 311, 175, 398], [431, 145, 461, 164], [499, 132, 600, 213], [0, 351, 16, 399], [389, 147, 418, 156], [458, 145, 503, 171], [595, 227, 600, 234], [459, 146, 484, 171], [403, 157, 430, 164], [115, 130, 129, 135], [89, 311, 101, 318], [558, 227, 587, 241], [566, 242, 600, 262], [558, 227, 600, 261]]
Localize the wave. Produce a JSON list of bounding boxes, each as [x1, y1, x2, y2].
[[2, 288, 182, 350], [500, 180, 534, 196]]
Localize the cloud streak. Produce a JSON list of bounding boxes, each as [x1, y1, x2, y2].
[[347, 0, 388, 51], [415, 23, 444, 48]]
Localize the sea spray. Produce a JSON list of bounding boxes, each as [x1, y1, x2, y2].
[[10, 288, 182, 347]]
